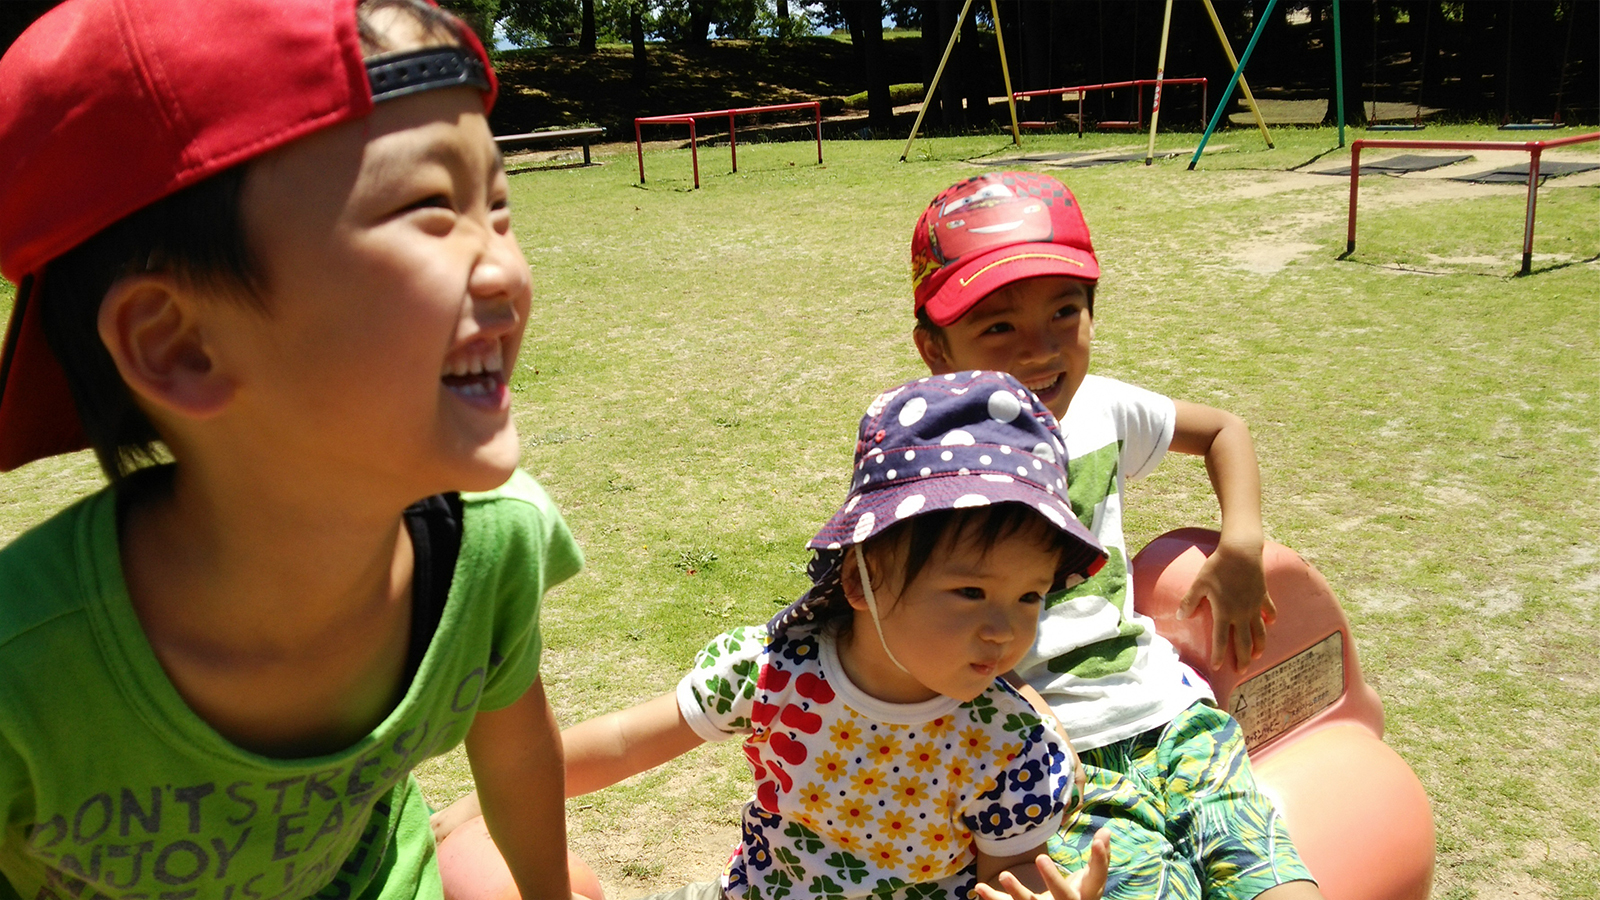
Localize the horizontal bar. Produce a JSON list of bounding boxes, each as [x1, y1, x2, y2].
[[1350, 132, 1599, 153], [635, 101, 821, 126], [1014, 78, 1205, 101]]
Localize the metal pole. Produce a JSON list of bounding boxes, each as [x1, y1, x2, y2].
[[990, 0, 1022, 146], [900, 0, 977, 161], [689, 120, 700, 189], [812, 102, 825, 162], [1189, 0, 1279, 169], [636, 120, 646, 183], [727, 112, 738, 173], [1345, 141, 1362, 255], [1521, 147, 1542, 276], [1200, 0, 1271, 148], [1145, 0, 1175, 165], [1333, 0, 1345, 147]]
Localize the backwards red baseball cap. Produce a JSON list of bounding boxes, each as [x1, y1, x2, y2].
[[0, 0, 496, 471], [910, 171, 1100, 328]]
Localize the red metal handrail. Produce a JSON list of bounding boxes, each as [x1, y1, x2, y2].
[[1013, 78, 1207, 137], [634, 101, 823, 188], [1345, 132, 1600, 275]]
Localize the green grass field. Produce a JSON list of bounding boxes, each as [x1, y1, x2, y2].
[[2, 125, 1596, 898]]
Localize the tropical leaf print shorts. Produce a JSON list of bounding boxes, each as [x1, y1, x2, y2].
[[1046, 702, 1315, 900]]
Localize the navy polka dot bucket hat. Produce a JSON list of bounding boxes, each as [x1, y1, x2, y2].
[[770, 370, 1107, 637]]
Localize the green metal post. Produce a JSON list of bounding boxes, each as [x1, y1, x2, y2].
[[1188, 0, 1280, 170], [1333, 0, 1345, 146]]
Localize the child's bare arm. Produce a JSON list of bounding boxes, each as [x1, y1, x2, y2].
[[975, 829, 1110, 900], [563, 691, 706, 796], [1168, 400, 1275, 672], [433, 692, 706, 845], [462, 677, 576, 900], [1003, 675, 1085, 808]]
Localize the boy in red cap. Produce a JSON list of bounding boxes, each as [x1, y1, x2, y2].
[[907, 173, 1320, 899], [0, 1, 590, 897]]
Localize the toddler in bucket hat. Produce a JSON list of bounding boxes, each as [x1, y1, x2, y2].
[[475, 370, 1113, 900], [770, 369, 1106, 658]]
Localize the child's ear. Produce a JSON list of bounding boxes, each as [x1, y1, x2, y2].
[[840, 549, 870, 612], [97, 275, 236, 420], [913, 326, 956, 375]]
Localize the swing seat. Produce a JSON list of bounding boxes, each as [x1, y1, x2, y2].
[[1131, 529, 1435, 900]]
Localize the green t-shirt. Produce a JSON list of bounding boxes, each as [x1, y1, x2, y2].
[[0, 469, 580, 899]]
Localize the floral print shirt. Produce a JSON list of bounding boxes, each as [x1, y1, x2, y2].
[[676, 625, 1074, 900]]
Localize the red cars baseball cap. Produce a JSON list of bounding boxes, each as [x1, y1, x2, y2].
[[0, 0, 496, 471], [910, 172, 1100, 328]]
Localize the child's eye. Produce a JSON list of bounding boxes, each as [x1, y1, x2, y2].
[[402, 194, 453, 214], [1020, 592, 1045, 605], [981, 322, 1014, 335], [1054, 305, 1081, 320], [958, 587, 986, 600]]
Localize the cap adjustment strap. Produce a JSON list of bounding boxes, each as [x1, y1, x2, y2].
[[367, 47, 489, 103]]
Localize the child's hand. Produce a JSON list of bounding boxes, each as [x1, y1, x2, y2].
[[976, 829, 1110, 900], [429, 790, 483, 845], [1177, 538, 1275, 673]]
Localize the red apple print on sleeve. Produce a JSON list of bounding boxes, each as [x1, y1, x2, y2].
[[752, 701, 778, 728], [769, 759, 794, 792], [794, 672, 836, 704], [780, 704, 824, 735], [759, 666, 791, 692], [757, 779, 780, 811], [743, 744, 768, 781], [768, 732, 809, 766]]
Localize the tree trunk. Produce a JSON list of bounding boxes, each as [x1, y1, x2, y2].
[[958, 3, 987, 124], [630, 2, 648, 82], [1504, 1, 1559, 122], [688, 0, 712, 49], [1462, 0, 1503, 117], [921, 0, 961, 129], [857, 0, 895, 129], [777, 0, 789, 21], [1015, 0, 1053, 120], [579, 0, 596, 53], [1324, 0, 1370, 125]]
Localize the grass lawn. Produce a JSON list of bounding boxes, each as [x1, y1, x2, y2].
[[2, 124, 1596, 898]]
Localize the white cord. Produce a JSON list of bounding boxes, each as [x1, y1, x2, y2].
[[855, 544, 910, 674]]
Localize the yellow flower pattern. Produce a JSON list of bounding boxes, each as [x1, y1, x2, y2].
[[906, 741, 940, 773], [796, 782, 832, 816], [828, 718, 863, 751], [890, 775, 928, 806], [814, 750, 849, 782], [682, 625, 1070, 900], [865, 840, 903, 869], [864, 732, 900, 767], [850, 767, 888, 796]]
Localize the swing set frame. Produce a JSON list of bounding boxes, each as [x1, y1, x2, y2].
[[900, 0, 1273, 165]]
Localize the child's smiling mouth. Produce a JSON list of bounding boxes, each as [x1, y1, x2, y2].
[[441, 348, 508, 406], [1023, 373, 1064, 402]]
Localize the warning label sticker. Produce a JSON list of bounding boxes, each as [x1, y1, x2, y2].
[[1226, 632, 1345, 750]]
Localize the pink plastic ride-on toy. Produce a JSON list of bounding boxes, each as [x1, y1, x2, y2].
[[1132, 529, 1435, 900]]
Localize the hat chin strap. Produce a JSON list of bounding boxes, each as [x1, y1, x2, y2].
[[855, 544, 911, 675]]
